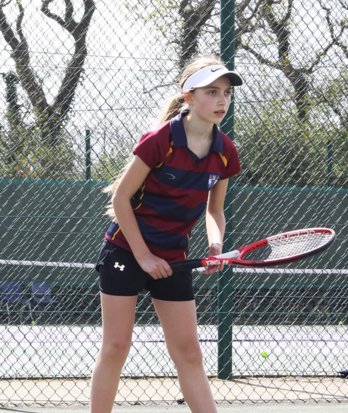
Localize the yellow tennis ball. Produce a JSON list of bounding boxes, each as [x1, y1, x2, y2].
[[261, 351, 270, 359]]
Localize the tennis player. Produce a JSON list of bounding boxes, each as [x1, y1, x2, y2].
[[90, 55, 243, 413]]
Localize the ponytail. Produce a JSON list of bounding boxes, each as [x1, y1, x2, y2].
[[156, 93, 188, 124], [103, 153, 134, 218]]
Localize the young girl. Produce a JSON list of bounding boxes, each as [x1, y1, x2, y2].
[[90, 55, 243, 413]]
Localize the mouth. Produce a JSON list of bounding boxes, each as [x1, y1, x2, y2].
[[214, 110, 225, 116]]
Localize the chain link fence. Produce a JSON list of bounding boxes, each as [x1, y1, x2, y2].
[[0, 0, 347, 408]]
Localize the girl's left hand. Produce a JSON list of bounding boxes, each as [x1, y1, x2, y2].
[[203, 243, 223, 275]]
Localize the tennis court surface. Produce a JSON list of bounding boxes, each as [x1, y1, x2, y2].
[[1, 375, 347, 412], [1, 324, 347, 410], [0, 402, 348, 412]]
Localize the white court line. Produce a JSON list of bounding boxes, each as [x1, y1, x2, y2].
[[0, 259, 347, 274], [233, 267, 348, 275], [0, 259, 95, 268]]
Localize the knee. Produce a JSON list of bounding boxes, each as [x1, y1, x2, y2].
[[169, 339, 203, 367], [100, 337, 131, 363]]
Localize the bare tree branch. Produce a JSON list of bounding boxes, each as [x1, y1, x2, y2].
[[235, 0, 266, 48], [41, 0, 66, 27], [0, 3, 48, 114], [0, 7, 20, 52], [260, 0, 293, 63], [0, 0, 95, 143], [178, 0, 218, 69], [42, 0, 96, 120], [241, 44, 281, 69], [237, 0, 346, 120], [320, 0, 348, 59]]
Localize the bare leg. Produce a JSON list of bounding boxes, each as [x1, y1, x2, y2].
[[90, 294, 137, 413], [153, 299, 217, 413]]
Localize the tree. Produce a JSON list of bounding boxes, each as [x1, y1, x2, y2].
[[321, 0, 348, 60], [0, 125, 78, 179], [0, 0, 96, 144], [134, 0, 347, 123], [236, 0, 347, 121], [0, 71, 24, 165], [177, 0, 218, 69], [235, 101, 348, 188], [129, 0, 219, 70]]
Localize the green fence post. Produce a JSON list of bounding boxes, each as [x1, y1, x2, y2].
[[218, 0, 237, 380], [327, 140, 333, 187], [85, 129, 92, 181]]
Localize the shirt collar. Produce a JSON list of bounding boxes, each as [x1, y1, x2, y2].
[[169, 110, 224, 153]]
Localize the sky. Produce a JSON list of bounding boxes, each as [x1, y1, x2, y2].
[[0, 0, 346, 160]]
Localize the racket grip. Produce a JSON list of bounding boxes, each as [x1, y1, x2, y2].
[[170, 259, 202, 271]]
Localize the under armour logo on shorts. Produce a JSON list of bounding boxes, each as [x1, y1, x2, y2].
[[114, 262, 125, 271]]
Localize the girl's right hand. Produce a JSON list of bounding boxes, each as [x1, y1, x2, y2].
[[136, 251, 173, 279]]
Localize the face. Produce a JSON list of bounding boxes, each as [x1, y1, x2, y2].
[[184, 75, 233, 124]]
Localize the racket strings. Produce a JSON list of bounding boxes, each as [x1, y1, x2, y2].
[[245, 233, 332, 261]]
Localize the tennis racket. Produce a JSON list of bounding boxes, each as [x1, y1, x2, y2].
[[170, 227, 336, 270]]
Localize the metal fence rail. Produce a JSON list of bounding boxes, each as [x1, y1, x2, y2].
[[0, 0, 347, 408]]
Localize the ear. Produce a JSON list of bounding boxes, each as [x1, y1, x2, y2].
[[182, 91, 193, 105]]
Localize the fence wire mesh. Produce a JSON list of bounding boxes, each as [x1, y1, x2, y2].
[[0, 0, 347, 408]]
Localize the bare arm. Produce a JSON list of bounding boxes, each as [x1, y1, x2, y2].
[[112, 155, 172, 278], [204, 178, 229, 273]]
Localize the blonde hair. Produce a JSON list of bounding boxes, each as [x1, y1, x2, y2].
[[105, 55, 225, 218], [103, 154, 132, 217]]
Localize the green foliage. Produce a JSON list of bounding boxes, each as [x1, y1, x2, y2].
[[235, 102, 347, 188], [92, 151, 130, 182], [0, 126, 80, 179]]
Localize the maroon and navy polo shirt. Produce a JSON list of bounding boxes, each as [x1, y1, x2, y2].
[[105, 111, 240, 263]]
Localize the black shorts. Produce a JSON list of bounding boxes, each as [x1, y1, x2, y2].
[[95, 240, 194, 301]]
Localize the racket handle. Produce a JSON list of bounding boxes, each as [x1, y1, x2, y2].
[[170, 259, 202, 271]]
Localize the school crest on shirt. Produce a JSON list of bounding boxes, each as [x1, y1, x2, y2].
[[208, 174, 220, 189]]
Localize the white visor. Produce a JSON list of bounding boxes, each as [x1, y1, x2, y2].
[[182, 65, 243, 92]]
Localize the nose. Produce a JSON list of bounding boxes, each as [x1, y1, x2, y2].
[[218, 94, 227, 106]]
